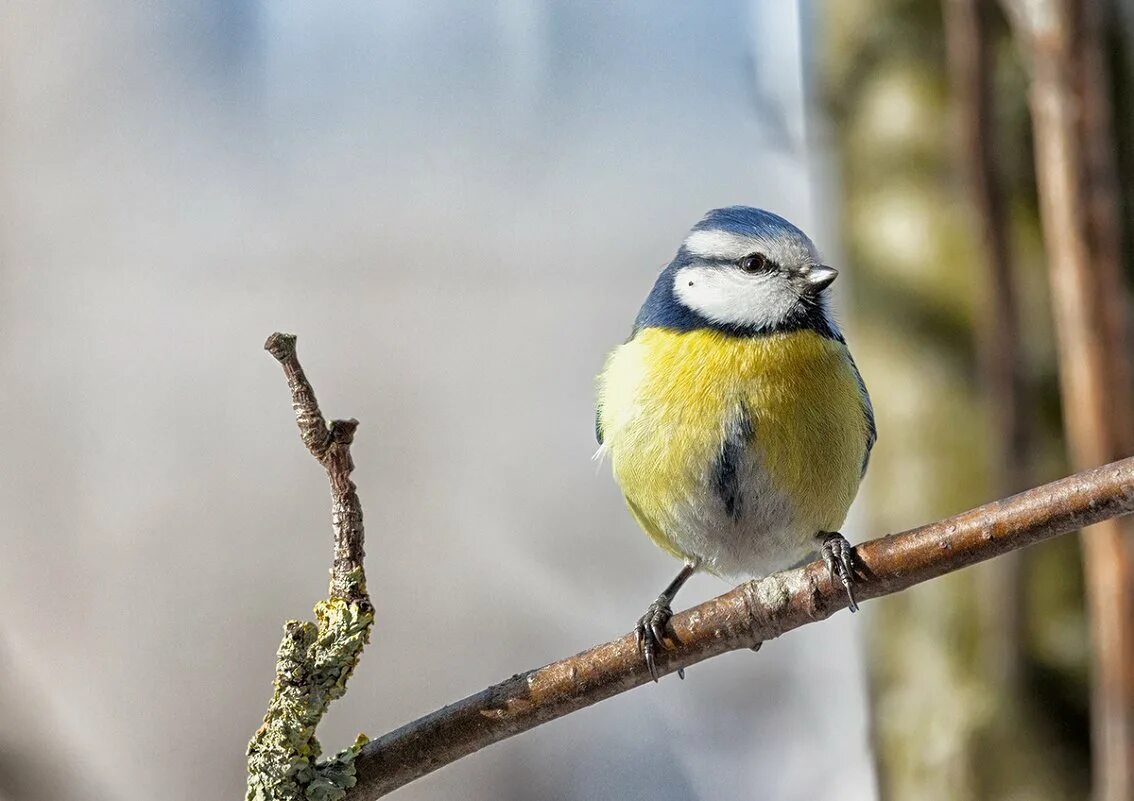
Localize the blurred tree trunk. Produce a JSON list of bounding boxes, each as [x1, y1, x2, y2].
[[1001, 1, 1134, 798], [942, 0, 1029, 696], [821, 1, 1089, 798]]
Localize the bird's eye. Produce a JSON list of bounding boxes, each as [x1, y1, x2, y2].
[[739, 253, 770, 274]]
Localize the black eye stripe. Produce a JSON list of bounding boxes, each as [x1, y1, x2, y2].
[[738, 253, 773, 273]]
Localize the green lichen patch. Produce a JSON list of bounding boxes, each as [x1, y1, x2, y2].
[[302, 734, 370, 801], [246, 600, 374, 801]]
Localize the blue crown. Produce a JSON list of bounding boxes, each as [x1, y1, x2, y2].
[[691, 206, 807, 241]]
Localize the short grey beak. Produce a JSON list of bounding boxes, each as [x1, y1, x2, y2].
[[804, 264, 838, 292]]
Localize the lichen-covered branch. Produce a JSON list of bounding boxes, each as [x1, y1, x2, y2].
[[247, 333, 375, 801], [345, 457, 1134, 800]]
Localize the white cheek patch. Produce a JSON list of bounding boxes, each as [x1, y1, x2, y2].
[[673, 265, 800, 329]]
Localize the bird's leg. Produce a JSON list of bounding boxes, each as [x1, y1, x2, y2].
[[636, 563, 695, 682], [818, 531, 859, 612]]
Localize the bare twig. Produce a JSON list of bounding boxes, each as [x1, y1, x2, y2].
[[346, 457, 1134, 800], [1001, 2, 1134, 797], [247, 333, 374, 801]]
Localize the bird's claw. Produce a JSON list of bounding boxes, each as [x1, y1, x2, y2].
[[821, 531, 859, 612], [636, 597, 677, 682]]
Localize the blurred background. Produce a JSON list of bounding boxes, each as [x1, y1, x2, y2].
[[2, 1, 1132, 800]]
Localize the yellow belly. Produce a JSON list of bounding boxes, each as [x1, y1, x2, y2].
[[597, 327, 869, 576]]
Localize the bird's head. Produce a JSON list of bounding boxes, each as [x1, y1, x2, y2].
[[664, 206, 837, 333]]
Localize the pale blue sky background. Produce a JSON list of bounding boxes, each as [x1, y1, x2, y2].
[[0, 3, 875, 799]]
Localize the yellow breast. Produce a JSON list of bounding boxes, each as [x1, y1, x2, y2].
[[597, 327, 869, 570]]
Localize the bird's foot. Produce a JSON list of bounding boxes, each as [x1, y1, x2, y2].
[[820, 531, 859, 612], [636, 597, 678, 682]]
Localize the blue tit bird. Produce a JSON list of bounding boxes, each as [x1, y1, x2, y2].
[[595, 206, 876, 680]]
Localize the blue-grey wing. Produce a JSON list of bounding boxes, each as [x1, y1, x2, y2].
[[848, 352, 876, 477]]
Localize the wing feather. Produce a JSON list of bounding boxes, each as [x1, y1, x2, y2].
[[846, 352, 876, 477]]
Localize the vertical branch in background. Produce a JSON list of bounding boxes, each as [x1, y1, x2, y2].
[[943, 0, 1030, 691], [1001, 2, 1134, 799], [821, 4, 1034, 797], [1079, 0, 1132, 415], [247, 334, 375, 801]]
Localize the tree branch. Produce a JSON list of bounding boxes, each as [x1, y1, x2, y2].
[[345, 457, 1134, 800], [1001, 3, 1134, 797], [247, 333, 374, 801]]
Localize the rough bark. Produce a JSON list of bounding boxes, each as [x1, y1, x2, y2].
[[347, 458, 1134, 800]]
